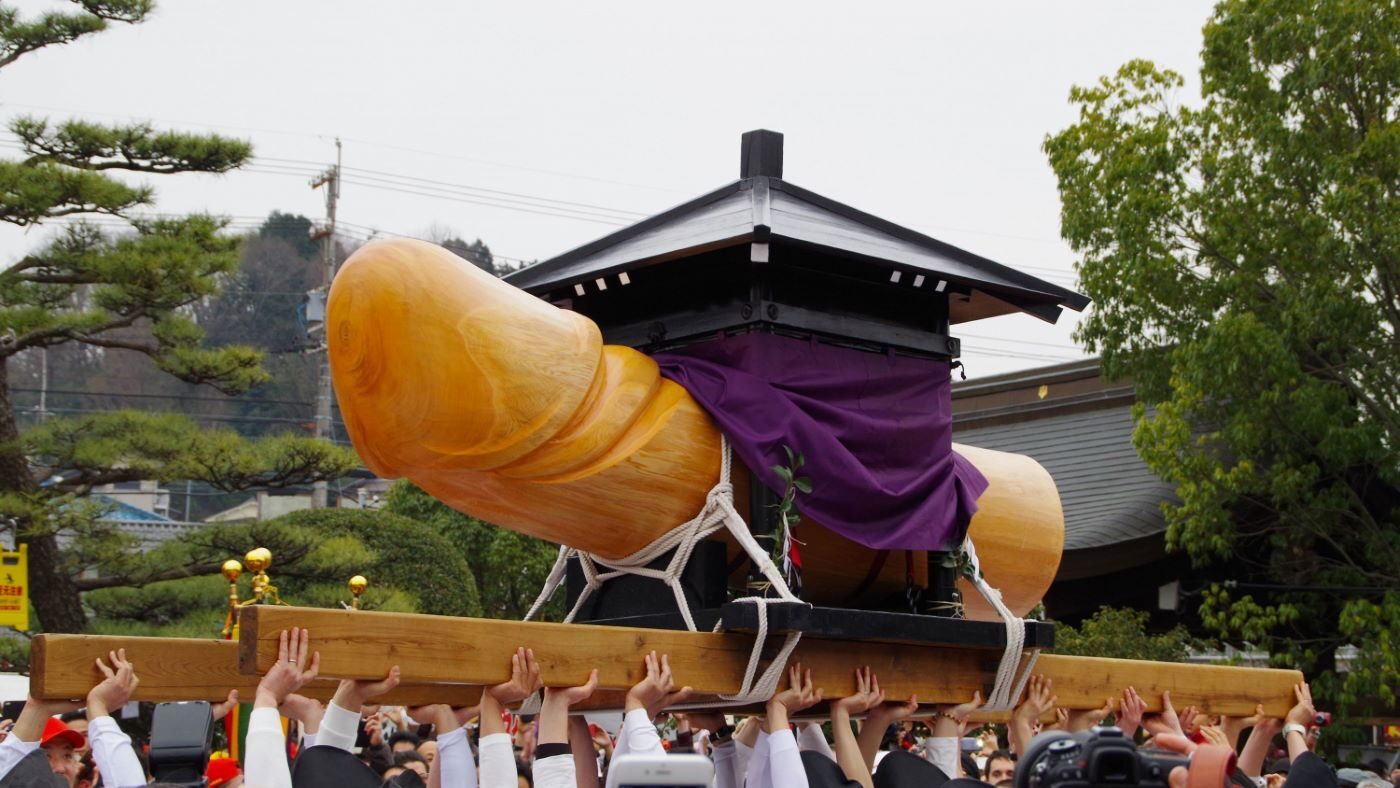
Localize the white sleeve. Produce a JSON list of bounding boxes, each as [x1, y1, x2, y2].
[[301, 731, 317, 748], [614, 708, 663, 759], [478, 731, 517, 788], [86, 716, 147, 788], [244, 707, 293, 788], [923, 737, 958, 780], [734, 737, 754, 788], [0, 733, 41, 782], [712, 740, 737, 788], [437, 726, 479, 788], [797, 724, 834, 762], [534, 753, 577, 788], [313, 702, 361, 753], [767, 729, 809, 788], [745, 730, 771, 788]]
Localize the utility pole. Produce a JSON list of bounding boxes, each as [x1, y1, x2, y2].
[[309, 139, 342, 509], [36, 347, 48, 423]]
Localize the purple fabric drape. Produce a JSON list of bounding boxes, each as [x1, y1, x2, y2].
[[653, 333, 988, 551]]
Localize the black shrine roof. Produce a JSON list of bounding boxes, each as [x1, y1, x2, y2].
[[507, 130, 1089, 325]]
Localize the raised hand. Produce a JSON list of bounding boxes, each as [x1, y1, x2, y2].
[[769, 664, 823, 717], [1222, 703, 1265, 746], [624, 652, 692, 717], [1143, 690, 1185, 738], [488, 647, 544, 706], [330, 666, 401, 713], [540, 669, 600, 746], [1009, 676, 1056, 756], [831, 667, 883, 717], [280, 694, 326, 733], [1068, 698, 1114, 732], [1046, 708, 1069, 731], [1199, 725, 1231, 750], [1013, 675, 1057, 722], [1284, 683, 1315, 728], [255, 628, 320, 708], [1116, 687, 1146, 737], [1178, 704, 1201, 735], [87, 649, 140, 718], [364, 713, 384, 748], [211, 690, 240, 722]]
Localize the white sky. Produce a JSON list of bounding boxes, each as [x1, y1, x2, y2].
[[1, 0, 1216, 375]]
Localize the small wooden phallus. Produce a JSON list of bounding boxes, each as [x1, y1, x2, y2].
[[328, 239, 1063, 617], [240, 606, 1302, 718], [29, 634, 481, 707]]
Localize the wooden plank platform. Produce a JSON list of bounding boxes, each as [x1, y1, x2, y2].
[[30, 635, 482, 707], [239, 607, 1302, 717]]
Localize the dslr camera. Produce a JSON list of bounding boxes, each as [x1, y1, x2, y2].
[[1016, 727, 1189, 788]]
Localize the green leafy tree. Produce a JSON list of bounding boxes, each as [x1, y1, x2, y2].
[[1053, 607, 1193, 663], [384, 481, 559, 620], [1044, 0, 1398, 708], [0, 2, 353, 632]]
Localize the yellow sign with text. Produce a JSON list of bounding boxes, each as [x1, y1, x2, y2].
[[0, 545, 29, 631]]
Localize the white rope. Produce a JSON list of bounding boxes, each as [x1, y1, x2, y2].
[[963, 536, 1040, 711], [524, 436, 805, 704]]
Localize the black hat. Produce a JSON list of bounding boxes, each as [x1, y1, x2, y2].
[[874, 750, 952, 788], [291, 745, 382, 788], [802, 750, 863, 788]]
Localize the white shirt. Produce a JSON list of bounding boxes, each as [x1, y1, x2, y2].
[[712, 739, 739, 788], [478, 731, 516, 788], [244, 707, 292, 788], [87, 716, 147, 788], [0, 731, 40, 783], [612, 709, 664, 760], [922, 737, 959, 779], [766, 729, 810, 788], [435, 725, 478, 788], [535, 753, 576, 788], [312, 702, 361, 753], [743, 729, 810, 788]]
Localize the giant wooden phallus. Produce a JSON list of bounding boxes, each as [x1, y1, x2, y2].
[[328, 240, 1064, 619]]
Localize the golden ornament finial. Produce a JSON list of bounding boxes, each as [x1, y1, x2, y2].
[[244, 547, 272, 573], [221, 560, 243, 583], [348, 575, 367, 609]]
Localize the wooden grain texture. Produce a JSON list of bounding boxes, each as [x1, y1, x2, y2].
[[30, 635, 480, 706], [327, 239, 1061, 617], [241, 607, 1301, 717]]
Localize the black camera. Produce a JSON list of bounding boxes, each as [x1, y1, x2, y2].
[[1015, 728, 1189, 788], [148, 701, 214, 788]]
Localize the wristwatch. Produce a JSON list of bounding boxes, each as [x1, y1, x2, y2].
[[1282, 723, 1308, 738]]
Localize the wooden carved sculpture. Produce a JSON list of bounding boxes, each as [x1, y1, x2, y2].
[[328, 239, 1063, 617]]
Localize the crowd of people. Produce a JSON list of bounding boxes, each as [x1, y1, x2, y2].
[[0, 627, 1395, 788]]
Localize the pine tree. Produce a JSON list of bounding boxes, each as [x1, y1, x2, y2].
[[0, 1, 356, 632]]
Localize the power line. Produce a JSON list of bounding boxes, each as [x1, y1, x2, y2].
[[9, 386, 313, 408], [336, 177, 630, 226]]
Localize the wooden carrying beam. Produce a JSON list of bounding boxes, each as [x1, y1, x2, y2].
[[241, 607, 1303, 717], [30, 635, 481, 707]]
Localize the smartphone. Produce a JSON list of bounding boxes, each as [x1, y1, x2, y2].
[[0, 700, 24, 721], [960, 737, 980, 752], [604, 754, 713, 788]]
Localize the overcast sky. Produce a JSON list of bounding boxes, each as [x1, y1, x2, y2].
[[2, 0, 1218, 375]]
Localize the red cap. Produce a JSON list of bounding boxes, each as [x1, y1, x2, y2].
[[206, 757, 242, 787], [41, 718, 86, 750]]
